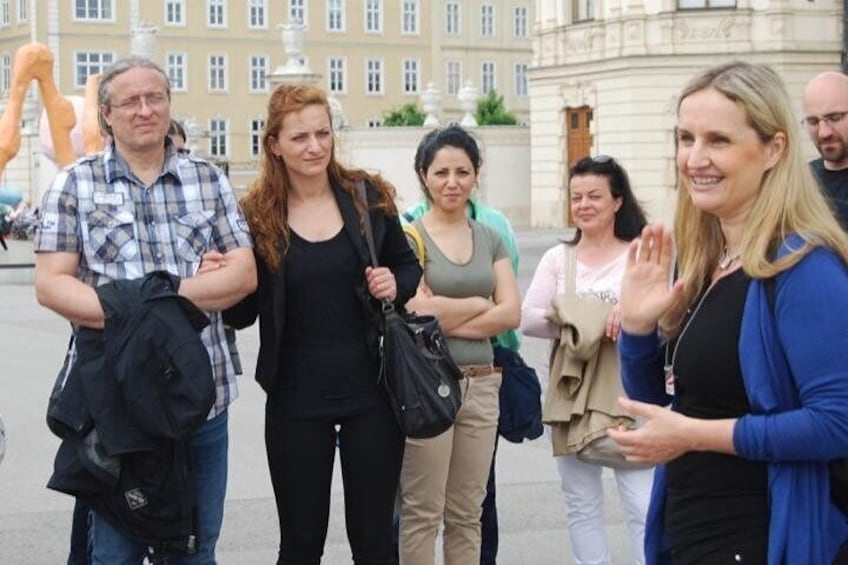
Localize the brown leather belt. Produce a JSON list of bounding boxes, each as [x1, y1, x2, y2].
[[461, 364, 501, 378]]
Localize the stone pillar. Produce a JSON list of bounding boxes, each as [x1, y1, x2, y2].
[[130, 22, 158, 60]]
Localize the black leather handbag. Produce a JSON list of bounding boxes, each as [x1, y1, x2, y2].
[[356, 181, 463, 439]]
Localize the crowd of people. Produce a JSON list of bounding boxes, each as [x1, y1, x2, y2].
[[24, 53, 848, 565]]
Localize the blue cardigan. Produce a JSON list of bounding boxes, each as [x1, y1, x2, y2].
[[619, 245, 848, 564]]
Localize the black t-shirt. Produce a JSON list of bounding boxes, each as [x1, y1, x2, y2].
[[272, 228, 383, 418], [811, 158, 848, 231], [665, 269, 768, 565]]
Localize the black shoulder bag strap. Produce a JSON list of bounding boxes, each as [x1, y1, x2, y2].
[[355, 180, 395, 313]]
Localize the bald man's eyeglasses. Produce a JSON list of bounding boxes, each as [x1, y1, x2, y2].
[[802, 111, 848, 129]]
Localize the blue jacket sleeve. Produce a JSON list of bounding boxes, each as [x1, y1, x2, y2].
[[618, 330, 671, 406], [734, 248, 848, 462]]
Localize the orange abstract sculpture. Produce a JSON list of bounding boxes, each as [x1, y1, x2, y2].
[[0, 42, 102, 178]]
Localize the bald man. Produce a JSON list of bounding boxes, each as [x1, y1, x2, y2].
[[803, 71, 848, 229]]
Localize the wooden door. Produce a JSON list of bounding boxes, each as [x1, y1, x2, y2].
[[565, 106, 593, 224]]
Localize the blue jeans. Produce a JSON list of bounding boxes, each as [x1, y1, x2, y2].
[[91, 410, 229, 564]]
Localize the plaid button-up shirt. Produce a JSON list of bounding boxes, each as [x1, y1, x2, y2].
[[35, 144, 253, 417]]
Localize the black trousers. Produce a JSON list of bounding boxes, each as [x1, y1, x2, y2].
[[266, 404, 404, 565]]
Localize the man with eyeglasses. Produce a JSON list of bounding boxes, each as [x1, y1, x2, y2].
[[803, 71, 848, 229], [34, 56, 256, 563]]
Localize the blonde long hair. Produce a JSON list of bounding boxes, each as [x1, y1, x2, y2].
[[241, 84, 398, 271], [662, 62, 848, 334]]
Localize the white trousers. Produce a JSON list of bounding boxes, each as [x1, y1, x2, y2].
[[556, 454, 653, 565]]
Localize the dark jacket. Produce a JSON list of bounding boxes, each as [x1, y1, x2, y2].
[[224, 181, 422, 393], [47, 271, 214, 556]]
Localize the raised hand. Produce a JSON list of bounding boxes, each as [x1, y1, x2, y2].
[[620, 224, 684, 334]]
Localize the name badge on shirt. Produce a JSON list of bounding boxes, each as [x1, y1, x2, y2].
[[93, 192, 124, 206], [664, 364, 676, 396]]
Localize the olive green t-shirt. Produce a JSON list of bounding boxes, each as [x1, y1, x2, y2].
[[412, 218, 507, 366]]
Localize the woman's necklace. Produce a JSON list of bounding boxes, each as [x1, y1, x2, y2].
[[718, 247, 742, 270]]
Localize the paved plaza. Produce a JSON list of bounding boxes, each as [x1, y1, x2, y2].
[[0, 233, 638, 564]]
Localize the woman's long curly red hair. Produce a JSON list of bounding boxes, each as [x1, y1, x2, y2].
[[241, 84, 398, 271]]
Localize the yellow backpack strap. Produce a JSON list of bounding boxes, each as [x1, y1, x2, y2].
[[402, 223, 426, 266]]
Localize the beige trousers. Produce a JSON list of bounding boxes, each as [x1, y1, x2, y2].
[[399, 370, 502, 565]]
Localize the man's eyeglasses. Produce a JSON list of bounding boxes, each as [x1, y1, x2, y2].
[[802, 110, 848, 129], [110, 91, 169, 112]]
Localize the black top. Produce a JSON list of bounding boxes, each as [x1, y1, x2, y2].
[[665, 269, 769, 564], [811, 158, 848, 231], [272, 228, 383, 418]]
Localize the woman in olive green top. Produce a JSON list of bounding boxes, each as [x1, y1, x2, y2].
[[399, 125, 521, 565]]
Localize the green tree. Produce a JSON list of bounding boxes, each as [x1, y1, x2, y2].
[[475, 90, 518, 126], [382, 103, 426, 126]]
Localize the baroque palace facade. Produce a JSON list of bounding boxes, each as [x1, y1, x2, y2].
[[528, 0, 844, 227], [0, 0, 532, 190]]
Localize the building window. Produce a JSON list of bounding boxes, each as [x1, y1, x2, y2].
[[365, 58, 383, 95], [250, 55, 268, 92], [678, 0, 735, 7], [328, 57, 346, 93], [250, 118, 265, 158], [289, 0, 307, 24], [514, 6, 527, 37], [481, 61, 495, 94], [367, 118, 382, 128], [0, 1, 9, 26], [209, 118, 228, 157], [165, 0, 184, 25], [16, 0, 26, 22], [446, 60, 462, 96], [74, 0, 113, 20], [0, 53, 11, 92], [75, 52, 114, 88], [166, 53, 187, 91], [573, 0, 594, 21], [480, 4, 495, 37], [327, 0, 344, 32], [207, 0, 226, 27], [514, 63, 528, 97], [403, 58, 420, 94], [402, 0, 418, 34], [249, 0, 266, 28], [208, 54, 228, 91], [446, 2, 460, 34], [365, 0, 382, 33]]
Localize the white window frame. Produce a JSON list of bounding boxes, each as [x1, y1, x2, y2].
[[445, 60, 462, 96], [166, 52, 187, 92], [207, 0, 227, 28], [0, 53, 11, 93], [248, 0, 266, 29], [402, 58, 420, 95], [401, 0, 419, 35], [249, 54, 269, 93], [365, 0, 382, 33], [514, 63, 528, 97], [0, 1, 9, 26], [74, 51, 114, 89], [249, 117, 265, 158], [164, 0, 185, 26], [16, 0, 26, 22], [513, 6, 527, 38], [481, 61, 496, 94], [73, 0, 115, 21], [209, 117, 229, 158], [326, 0, 345, 32], [208, 54, 228, 92], [574, 0, 594, 21], [446, 2, 460, 35], [480, 4, 495, 37], [289, 0, 307, 25], [365, 58, 384, 95], [327, 57, 347, 94]]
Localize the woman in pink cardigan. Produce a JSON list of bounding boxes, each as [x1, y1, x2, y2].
[[521, 155, 651, 565]]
